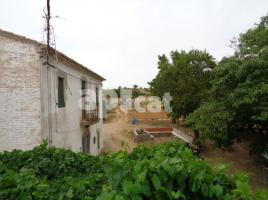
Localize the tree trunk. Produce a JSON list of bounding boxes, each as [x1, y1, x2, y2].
[[193, 130, 200, 146]]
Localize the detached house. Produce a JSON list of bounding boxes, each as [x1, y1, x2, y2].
[[0, 29, 105, 155]]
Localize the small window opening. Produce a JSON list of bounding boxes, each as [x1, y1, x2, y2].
[[81, 80, 87, 119], [58, 77, 65, 108]]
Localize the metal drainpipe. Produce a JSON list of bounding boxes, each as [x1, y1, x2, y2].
[[47, 64, 53, 145]]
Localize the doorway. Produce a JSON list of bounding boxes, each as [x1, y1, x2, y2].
[[82, 131, 90, 154]]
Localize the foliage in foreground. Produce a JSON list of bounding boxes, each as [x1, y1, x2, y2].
[[0, 142, 267, 200]]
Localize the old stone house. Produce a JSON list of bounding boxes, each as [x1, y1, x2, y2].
[[0, 29, 105, 155]]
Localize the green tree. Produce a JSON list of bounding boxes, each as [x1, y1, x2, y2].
[[149, 49, 216, 122], [186, 15, 268, 149], [133, 84, 138, 89], [114, 86, 122, 98]]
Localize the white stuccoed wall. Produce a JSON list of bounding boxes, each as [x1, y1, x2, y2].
[[0, 35, 42, 151], [0, 33, 104, 155], [40, 57, 104, 155]]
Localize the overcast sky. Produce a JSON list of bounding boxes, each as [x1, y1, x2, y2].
[[1, 0, 267, 88]]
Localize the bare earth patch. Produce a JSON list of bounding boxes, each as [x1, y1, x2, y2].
[[103, 109, 173, 152]]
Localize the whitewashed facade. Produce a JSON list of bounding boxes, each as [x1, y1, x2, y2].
[[0, 29, 105, 155]]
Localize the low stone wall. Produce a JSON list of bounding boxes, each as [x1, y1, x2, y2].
[[150, 132, 172, 137], [144, 128, 173, 138], [134, 130, 152, 142]]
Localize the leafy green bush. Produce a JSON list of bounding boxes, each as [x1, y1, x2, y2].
[[0, 142, 267, 199]]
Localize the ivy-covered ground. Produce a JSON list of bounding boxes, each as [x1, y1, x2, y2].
[[0, 142, 267, 200]]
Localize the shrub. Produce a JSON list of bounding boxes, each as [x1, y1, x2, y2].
[[0, 142, 267, 199]]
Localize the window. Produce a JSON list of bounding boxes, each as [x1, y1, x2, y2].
[[81, 80, 86, 90], [81, 80, 87, 119], [96, 87, 99, 118], [58, 77, 65, 108], [96, 87, 99, 106]]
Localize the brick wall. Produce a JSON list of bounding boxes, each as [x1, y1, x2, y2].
[[0, 35, 42, 151]]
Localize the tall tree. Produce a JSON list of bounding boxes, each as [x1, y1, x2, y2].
[[149, 50, 216, 121], [186, 15, 268, 149]]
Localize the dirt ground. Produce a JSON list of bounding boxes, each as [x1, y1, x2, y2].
[[103, 109, 174, 153], [201, 142, 268, 190], [103, 109, 268, 190]]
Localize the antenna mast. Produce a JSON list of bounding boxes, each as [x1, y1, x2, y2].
[[46, 0, 51, 61], [44, 0, 53, 145]]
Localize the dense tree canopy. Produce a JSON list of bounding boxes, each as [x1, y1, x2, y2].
[[149, 50, 216, 120], [185, 15, 268, 149]]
